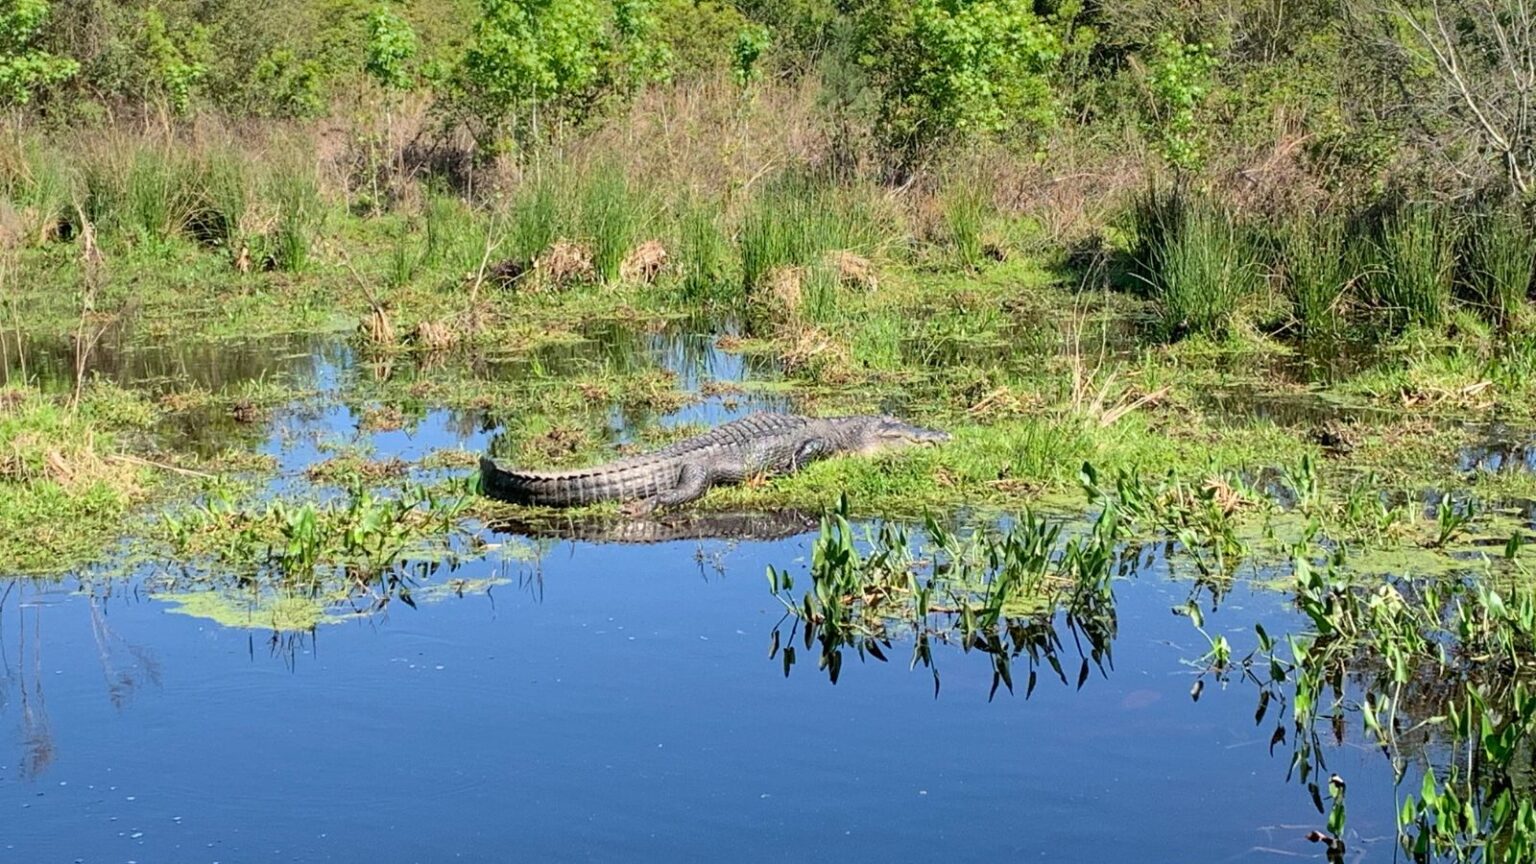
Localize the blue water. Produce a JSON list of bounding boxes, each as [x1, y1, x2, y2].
[[0, 326, 1420, 862], [0, 544, 1399, 863]]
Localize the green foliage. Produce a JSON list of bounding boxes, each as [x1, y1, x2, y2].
[[731, 24, 770, 86], [250, 49, 326, 118], [455, 0, 669, 150], [140, 8, 208, 114], [0, 0, 76, 105], [856, 0, 1060, 162], [1142, 33, 1217, 171], [365, 5, 420, 92]]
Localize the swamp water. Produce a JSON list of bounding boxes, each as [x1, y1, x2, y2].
[[0, 328, 1515, 862]]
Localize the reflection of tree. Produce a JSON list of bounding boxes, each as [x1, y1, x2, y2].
[[87, 592, 162, 711], [17, 594, 54, 780]]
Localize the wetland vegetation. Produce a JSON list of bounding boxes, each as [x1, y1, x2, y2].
[[3, 0, 1536, 860]]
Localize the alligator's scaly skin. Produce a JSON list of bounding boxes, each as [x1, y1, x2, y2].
[[479, 412, 948, 512]]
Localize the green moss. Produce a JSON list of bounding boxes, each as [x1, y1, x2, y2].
[[158, 590, 338, 631]]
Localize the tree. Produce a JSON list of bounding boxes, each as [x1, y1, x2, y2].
[[452, 0, 669, 151], [365, 5, 419, 93], [854, 0, 1061, 166], [0, 0, 77, 106], [1373, 0, 1536, 196]]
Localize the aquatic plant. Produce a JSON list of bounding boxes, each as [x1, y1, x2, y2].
[[677, 200, 729, 301], [161, 478, 476, 591], [768, 494, 1120, 698], [941, 184, 988, 271], [580, 163, 645, 284], [1280, 212, 1354, 337], [267, 164, 321, 273]]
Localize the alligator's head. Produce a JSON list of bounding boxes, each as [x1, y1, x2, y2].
[[851, 415, 951, 455]]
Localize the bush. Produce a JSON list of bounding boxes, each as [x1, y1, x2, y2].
[[853, 0, 1060, 166]]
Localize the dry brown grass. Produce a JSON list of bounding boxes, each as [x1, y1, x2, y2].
[[409, 319, 458, 351], [764, 265, 804, 315], [620, 239, 669, 283], [825, 249, 878, 291], [537, 240, 596, 287], [359, 304, 397, 346]]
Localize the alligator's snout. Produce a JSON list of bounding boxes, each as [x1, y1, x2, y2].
[[868, 416, 951, 450]]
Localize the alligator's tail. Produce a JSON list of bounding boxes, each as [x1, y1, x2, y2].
[[478, 457, 665, 507]]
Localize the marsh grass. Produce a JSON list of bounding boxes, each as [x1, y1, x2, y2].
[[422, 187, 471, 268], [187, 145, 252, 250], [81, 142, 198, 246], [1466, 207, 1535, 329], [579, 163, 646, 283], [0, 385, 153, 574], [1280, 212, 1354, 337], [267, 164, 322, 273], [0, 137, 73, 244], [1132, 189, 1260, 338], [507, 168, 565, 266], [1370, 203, 1455, 330], [941, 184, 988, 271], [739, 175, 890, 293], [677, 200, 730, 301]]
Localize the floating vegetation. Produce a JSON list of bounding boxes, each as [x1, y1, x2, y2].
[[155, 478, 482, 627]]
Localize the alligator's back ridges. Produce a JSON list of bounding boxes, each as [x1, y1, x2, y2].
[[502, 413, 811, 482]]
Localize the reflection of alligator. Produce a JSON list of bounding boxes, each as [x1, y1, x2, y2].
[[479, 413, 949, 512], [489, 509, 821, 544]]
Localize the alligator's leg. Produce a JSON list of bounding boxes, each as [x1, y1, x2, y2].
[[790, 437, 830, 471], [620, 464, 713, 516]]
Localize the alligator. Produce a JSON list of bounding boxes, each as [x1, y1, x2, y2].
[[478, 413, 949, 513]]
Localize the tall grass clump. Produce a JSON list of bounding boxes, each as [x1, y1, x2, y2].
[[422, 186, 472, 268], [941, 185, 988, 271], [0, 137, 73, 245], [1131, 189, 1260, 338], [579, 163, 644, 283], [187, 146, 252, 251], [1370, 202, 1454, 330], [738, 175, 888, 294], [1466, 207, 1535, 329], [507, 169, 564, 266], [267, 165, 321, 273], [82, 142, 196, 246], [678, 201, 729, 301], [1280, 212, 1354, 337]]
